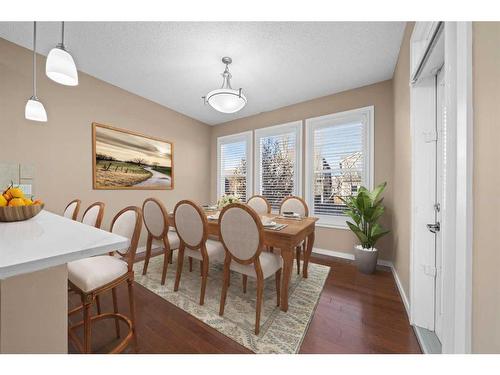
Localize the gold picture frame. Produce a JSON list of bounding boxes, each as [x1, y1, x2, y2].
[[92, 122, 174, 190]]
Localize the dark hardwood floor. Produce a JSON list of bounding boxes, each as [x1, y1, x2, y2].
[[68, 251, 421, 354]]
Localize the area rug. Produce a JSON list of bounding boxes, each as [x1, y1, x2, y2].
[[133, 254, 330, 353]]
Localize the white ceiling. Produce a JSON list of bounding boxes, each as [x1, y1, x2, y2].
[[0, 22, 405, 125]]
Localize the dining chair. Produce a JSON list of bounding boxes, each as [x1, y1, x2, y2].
[[218, 203, 282, 335], [247, 195, 271, 215], [173, 200, 225, 305], [279, 196, 309, 274], [67, 206, 142, 354], [81, 202, 105, 229], [142, 197, 180, 285], [64, 199, 81, 221]]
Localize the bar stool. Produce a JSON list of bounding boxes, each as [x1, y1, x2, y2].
[[67, 206, 142, 353]]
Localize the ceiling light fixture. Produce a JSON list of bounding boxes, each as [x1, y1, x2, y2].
[[46, 21, 78, 86], [25, 22, 47, 122], [203, 57, 247, 114]]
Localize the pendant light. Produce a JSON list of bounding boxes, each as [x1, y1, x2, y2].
[[25, 22, 47, 122], [203, 57, 247, 114], [46, 21, 78, 86]]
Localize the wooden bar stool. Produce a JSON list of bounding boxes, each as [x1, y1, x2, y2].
[[68, 206, 142, 354], [141, 198, 180, 285], [279, 196, 309, 275], [64, 199, 81, 220]]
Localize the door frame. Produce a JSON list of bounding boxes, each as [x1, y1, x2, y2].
[[409, 22, 473, 354]]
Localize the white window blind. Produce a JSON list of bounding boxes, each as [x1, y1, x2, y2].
[[217, 132, 252, 201], [255, 122, 302, 210], [305, 107, 374, 227]]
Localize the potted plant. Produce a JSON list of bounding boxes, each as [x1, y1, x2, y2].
[[341, 182, 390, 274]]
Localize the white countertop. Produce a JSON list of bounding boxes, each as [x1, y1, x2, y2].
[[0, 210, 130, 279]]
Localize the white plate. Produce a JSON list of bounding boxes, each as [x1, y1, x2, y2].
[[262, 221, 277, 227]]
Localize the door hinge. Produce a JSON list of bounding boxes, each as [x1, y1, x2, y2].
[[423, 265, 437, 277]]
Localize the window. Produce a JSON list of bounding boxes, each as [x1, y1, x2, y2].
[[255, 121, 302, 210], [305, 106, 374, 227], [217, 131, 252, 201]]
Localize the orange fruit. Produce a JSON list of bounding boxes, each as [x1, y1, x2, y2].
[[8, 198, 25, 207], [23, 198, 33, 206], [33, 199, 43, 205], [8, 187, 24, 199], [3, 192, 12, 201]]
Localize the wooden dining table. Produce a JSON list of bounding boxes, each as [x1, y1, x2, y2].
[[168, 211, 317, 312]]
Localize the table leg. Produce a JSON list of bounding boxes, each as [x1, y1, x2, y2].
[[302, 231, 315, 278], [280, 246, 294, 312]]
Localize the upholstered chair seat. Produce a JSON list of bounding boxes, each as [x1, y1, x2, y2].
[[68, 256, 128, 292], [153, 230, 180, 249], [184, 238, 224, 261], [230, 252, 282, 279]]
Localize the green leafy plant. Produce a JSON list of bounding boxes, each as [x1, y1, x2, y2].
[[340, 182, 390, 250], [217, 194, 241, 209]]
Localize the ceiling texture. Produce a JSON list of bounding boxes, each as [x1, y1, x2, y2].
[[0, 22, 406, 125]]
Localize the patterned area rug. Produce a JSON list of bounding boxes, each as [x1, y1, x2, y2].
[[134, 254, 330, 353]]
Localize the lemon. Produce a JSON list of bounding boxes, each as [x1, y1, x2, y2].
[[8, 198, 25, 207], [23, 198, 33, 206], [0, 195, 7, 207]]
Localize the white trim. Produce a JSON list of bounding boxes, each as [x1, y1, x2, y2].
[[216, 131, 253, 200], [304, 106, 374, 228], [409, 22, 473, 354], [254, 121, 303, 199]]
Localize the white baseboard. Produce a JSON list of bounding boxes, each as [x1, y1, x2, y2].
[[312, 246, 411, 320]]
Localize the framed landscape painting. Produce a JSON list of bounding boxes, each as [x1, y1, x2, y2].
[[92, 123, 173, 190]]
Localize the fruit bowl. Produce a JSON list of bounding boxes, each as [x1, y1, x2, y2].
[[0, 203, 44, 222]]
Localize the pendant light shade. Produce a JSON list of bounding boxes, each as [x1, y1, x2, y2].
[[46, 22, 78, 86], [25, 22, 47, 123], [204, 57, 247, 114], [25, 97, 48, 122]]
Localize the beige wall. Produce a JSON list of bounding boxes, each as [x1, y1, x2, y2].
[[0, 38, 211, 245], [210, 80, 395, 259], [472, 22, 500, 353], [391, 23, 414, 297]]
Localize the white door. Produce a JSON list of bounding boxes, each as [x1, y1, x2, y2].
[[434, 67, 445, 342]]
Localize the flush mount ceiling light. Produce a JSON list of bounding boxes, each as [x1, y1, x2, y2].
[[46, 21, 78, 86], [25, 22, 47, 122], [203, 57, 247, 114]]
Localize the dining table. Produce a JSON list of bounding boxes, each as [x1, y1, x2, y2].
[[169, 210, 318, 312]]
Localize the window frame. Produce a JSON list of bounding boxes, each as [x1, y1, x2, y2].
[[305, 106, 374, 228], [216, 131, 253, 201], [254, 121, 303, 211]]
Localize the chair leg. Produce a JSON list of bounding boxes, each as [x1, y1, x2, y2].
[[82, 297, 92, 353], [95, 295, 101, 315], [296, 246, 301, 275], [169, 249, 173, 264], [200, 260, 203, 276], [111, 287, 121, 338], [255, 278, 264, 335], [242, 275, 247, 294], [275, 269, 281, 307], [200, 259, 209, 305], [219, 261, 230, 316], [127, 278, 138, 353], [161, 237, 170, 285], [142, 234, 153, 275], [174, 246, 185, 291], [269, 246, 274, 253], [189, 257, 193, 272]]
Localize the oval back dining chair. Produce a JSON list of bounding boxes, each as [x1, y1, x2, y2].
[[279, 196, 309, 274], [247, 195, 271, 215], [68, 206, 142, 354], [81, 202, 105, 228], [142, 198, 180, 285], [218, 203, 282, 335], [173, 200, 225, 305], [64, 199, 81, 221]]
